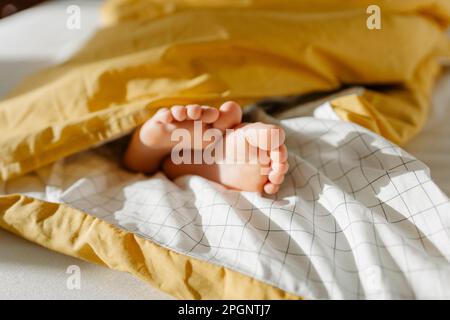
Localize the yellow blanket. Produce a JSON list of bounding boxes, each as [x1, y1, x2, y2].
[[0, 0, 449, 181], [0, 0, 449, 299]]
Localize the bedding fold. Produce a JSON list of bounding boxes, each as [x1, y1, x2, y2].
[[0, 193, 300, 299], [2, 105, 449, 299]]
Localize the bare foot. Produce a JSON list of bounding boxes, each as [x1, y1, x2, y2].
[[123, 102, 242, 173], [163, 122, 288, 194]]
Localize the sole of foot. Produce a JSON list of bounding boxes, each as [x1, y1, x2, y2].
[[163, 122, 288, 195]]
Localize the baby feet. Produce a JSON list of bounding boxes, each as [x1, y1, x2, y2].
[[163, 121, 289, 195], [123, 102, 242, 173], [124, 101, 288, 194]]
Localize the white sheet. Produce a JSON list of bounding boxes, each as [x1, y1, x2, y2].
[[3, 104, 449, 299]]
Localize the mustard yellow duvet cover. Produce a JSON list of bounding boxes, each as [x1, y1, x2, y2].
[[0, 0, 449, 299]]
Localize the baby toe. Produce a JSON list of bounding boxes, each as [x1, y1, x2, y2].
[[272, 162, 289, 174], [270, 145, 288, 163], [201, 106, 220, 123], [268, 171, 285, 185], [153, 108, 173, 123], [243, 123, 285, 151], [213, 101, 243, 131], [171, 105, 187, 121], [186, 104, 202, 120], [264, 183, 280, 195]]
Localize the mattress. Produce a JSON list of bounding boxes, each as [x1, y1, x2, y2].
[[0, 0, 449, 299]]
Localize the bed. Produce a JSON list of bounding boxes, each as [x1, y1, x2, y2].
[[0, 0, 449, 300]]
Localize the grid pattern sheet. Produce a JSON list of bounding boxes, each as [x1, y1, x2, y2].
[[2, 105, 450, 299]]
